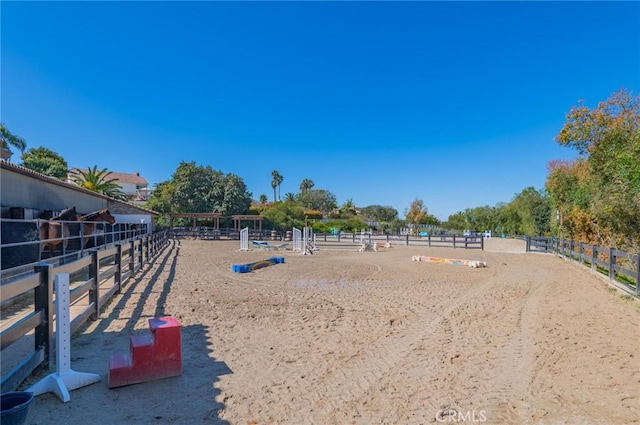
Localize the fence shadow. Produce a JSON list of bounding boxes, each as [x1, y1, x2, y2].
[[90, 238, 180, 334], [20, 237, 233, 423]]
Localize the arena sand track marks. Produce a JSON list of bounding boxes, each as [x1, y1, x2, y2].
[[22, 240, 639, 425]]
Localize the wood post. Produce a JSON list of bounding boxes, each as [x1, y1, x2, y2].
[[89, 250, 99, 321], [608, 247, 615, 281], [34, 263, 54, 369]]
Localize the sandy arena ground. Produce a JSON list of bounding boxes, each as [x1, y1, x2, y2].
[[19, 237, 640, 424]]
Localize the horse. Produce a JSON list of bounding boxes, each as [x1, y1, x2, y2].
[[39, 206, 81, 258], [81, 209, 116, 249]]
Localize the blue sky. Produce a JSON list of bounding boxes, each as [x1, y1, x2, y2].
[[2, 1, 638, 220]]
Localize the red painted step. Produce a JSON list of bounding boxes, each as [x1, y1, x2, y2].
[[108, 316, 182, 388]]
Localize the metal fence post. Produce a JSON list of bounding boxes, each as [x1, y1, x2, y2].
[[34, 263, 54, 369], [525, 236, 530, 252], [79, 221, 84, 253], [453, 235, 456, 249]]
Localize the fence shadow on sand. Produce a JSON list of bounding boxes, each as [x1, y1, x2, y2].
[[21, 238, 233, 424]]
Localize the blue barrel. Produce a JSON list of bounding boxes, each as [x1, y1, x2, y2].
[[1, 392, 34, 425]]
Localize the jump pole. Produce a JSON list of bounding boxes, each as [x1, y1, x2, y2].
[[412, 255, 487, 268], [27, 273, 101, 402]]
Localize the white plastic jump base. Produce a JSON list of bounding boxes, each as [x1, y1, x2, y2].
[[358, 243, 378, 252], [239, 227, 249, 251], [27, 273, 101, 402]]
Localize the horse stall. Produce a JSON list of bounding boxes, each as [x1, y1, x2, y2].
[[1, 219, 40, 270], [112, 214, 152, 240], [1, 162, 160, 270]]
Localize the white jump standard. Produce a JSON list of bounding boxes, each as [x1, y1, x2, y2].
[[27, 273, 101, 402]]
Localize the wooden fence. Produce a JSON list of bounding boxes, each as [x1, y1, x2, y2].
[[170, 227, 485, 250], [312, 232, 484, 250], [171, 227, 285, 241], [526, 236, 639, 297], [0, 231, 169, 392]]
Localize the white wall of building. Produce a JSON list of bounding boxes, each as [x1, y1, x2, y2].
[[112, 214, 153, 234]]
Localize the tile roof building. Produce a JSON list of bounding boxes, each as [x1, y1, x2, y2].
[[69, 169, 152, 202]]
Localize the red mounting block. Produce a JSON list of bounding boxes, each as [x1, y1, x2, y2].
[[108, 316, 182, 388]]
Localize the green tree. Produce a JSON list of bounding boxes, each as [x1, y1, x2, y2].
[[405, 199, 428, 232], [71, 166, 128, 200], [0, 123, 27, 156], [359, 205, 399, 223], [259, 194, 268, 204], [444, 211, 467, 231], [297, 189, 337, 215], [21, 147, 68, 180], [271, 170, 283, 202], [171, 162, 219, 212], [299, 178, 314, 192], [549, 88, 640, 248], [211, 173, 253, 216], [323, 217, 369, 233], [508, 187, 550, 235], [497, 203, 522, 235], [459, 205, 502, 234], [532, 194, 552, 236], [387, 218, 407, 234], [260, 201, 305, 230], [147, 181, 176, 226], [149, 161, 252, 218]]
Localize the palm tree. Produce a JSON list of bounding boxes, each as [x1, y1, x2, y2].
[[0, 123, 27, 160], [259, 194, 268, 204], [284, 192, 296, 203], [270, 179, 277, 202], [271, 170, 283, 201], [299, 178, 314, 192], [71, 165, 128, 201], [341, 198, 356, 216]]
